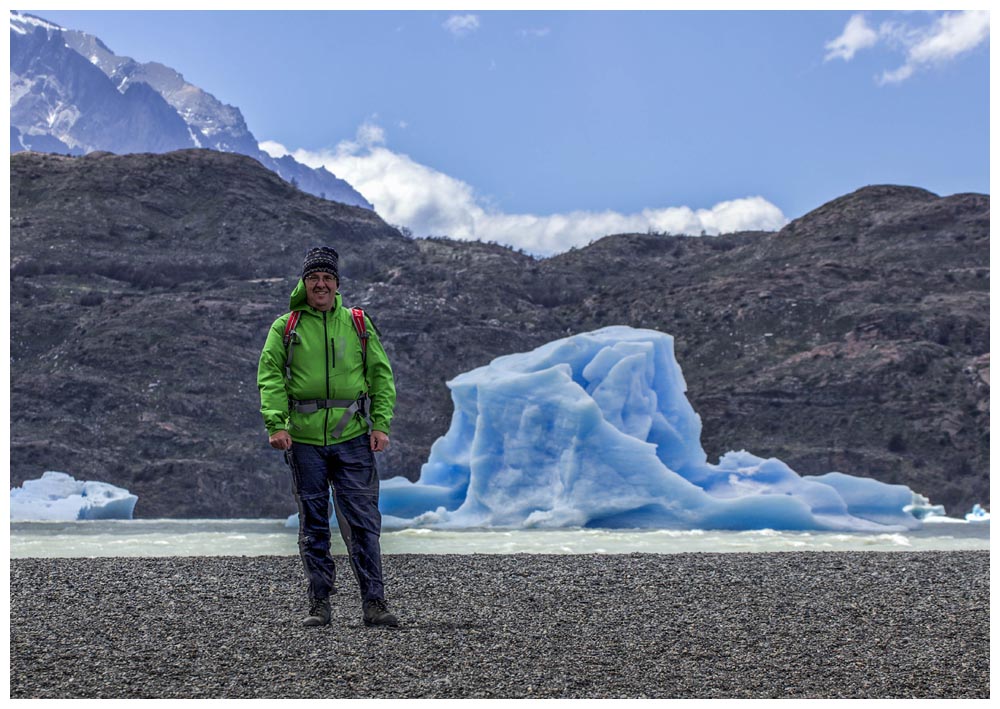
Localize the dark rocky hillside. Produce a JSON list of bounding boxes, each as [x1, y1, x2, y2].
[[9, 150, 989, 517]]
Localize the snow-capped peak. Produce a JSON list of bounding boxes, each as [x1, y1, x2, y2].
[[10, 11, 64, 35]]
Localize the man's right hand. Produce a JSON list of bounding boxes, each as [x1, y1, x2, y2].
[[269, 430, 293, 450]]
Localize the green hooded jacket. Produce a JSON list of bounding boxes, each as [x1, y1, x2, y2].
[[257, 280, 396, 445]]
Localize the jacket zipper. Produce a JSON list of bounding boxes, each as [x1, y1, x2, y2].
[[323, 311, 330, 446]]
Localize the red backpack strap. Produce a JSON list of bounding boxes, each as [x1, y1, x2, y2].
[[351, 308, 368, 355], [351, 308, 371, 390], [350, 308, 373, 426], [283, 311, 301, 344], [282, 311, 301, 380]]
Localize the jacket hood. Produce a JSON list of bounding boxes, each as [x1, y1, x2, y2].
[[289, 279, 342, 313]]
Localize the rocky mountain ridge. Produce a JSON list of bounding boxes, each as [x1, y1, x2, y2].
[[9, 11, 370, 208], [9, 150, 989, 518]]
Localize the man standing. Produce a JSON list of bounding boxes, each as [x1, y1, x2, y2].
[[257, 246, 399, 628]]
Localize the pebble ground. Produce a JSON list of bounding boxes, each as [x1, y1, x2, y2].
[[10, 551, 989, 698]]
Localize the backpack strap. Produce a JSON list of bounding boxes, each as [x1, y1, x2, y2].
[[282, 308, 366, 381], [290, 396, 370, 439], [282, 310, 301, 380], [350, 307, 369, 376], [350, 307, 373, 435], [283, 307, 376, 437]]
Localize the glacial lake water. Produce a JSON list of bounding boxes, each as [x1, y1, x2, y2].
[[8, 517, 990, 558]]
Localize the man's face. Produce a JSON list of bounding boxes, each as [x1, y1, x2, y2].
[[304, 272, 338, 311]]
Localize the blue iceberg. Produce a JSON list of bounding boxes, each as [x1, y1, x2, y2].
[[10, 471, 138, 521], [381, 326, 929, 531], [965, 504, 990, 522]]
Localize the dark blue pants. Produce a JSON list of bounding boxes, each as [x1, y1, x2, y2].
[[286, 435, 385, 603]]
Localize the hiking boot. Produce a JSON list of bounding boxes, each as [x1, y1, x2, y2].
[[363, 598, 399, 627], [302, 597, 331, 627]]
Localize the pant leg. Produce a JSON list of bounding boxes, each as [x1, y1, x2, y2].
[[329, 434, 385, 602], [287, 443, 336, 600]]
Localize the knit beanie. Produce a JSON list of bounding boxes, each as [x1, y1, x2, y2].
[[302, 246, 339, 281]]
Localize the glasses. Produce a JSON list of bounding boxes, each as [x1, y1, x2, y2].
[[305, 274, 337, 284]]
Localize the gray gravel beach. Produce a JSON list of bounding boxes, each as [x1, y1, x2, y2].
[[10, 551, 989, 698]]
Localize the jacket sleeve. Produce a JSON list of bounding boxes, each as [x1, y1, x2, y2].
[[364, 315, 396, 435], [257, 317, 290, 436]]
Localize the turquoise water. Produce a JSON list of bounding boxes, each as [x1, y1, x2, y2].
[[8, 517, 990, 558]]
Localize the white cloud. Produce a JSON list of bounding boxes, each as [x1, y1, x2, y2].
[[879, 10, 990, 85], [352, 122, 386, 149], [443, 14, 479, 38], [877, 64, 914, 85], [261, 124, 788, 257], [825, 11, 990, 84], [825, 14, 878, 62], [258, 140, 288, 158], [518, 27, 551, 39]]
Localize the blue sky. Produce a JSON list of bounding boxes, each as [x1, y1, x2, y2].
[[26, 9, 991, 254]]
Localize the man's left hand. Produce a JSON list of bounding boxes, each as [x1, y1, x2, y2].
[[371, 430, 390, 452]]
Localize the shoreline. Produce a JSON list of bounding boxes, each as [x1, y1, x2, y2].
[[11, 551, 989, 698], [10, 519, 991, 558]]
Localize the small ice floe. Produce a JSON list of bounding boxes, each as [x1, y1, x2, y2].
[[903, 493, 947, 520], [922, 515, 971, 524], [10, 471, 137, 521], [965, 504, 990, 522]]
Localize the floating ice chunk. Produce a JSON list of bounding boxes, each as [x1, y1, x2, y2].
[[10, 471, 138, 521], [903, 492, 947, 520], [380, 327, 931, 531], [965, 504, 990, 522]]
